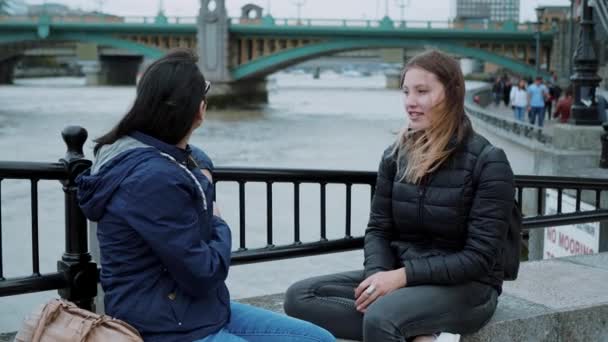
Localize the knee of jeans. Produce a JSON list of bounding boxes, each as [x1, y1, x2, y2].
[[300, 322, 336, 342], [363, 304, 401, 338], [283, 279, 310, 318]]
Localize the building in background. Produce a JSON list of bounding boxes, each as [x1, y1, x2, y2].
[[541, 2, 607, 87], [451, 0, 520, 76], [454, 0, 519, 23]]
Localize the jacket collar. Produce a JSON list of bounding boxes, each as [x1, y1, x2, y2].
[[129, 131, 192, 165], [447, 134, 459, 150]]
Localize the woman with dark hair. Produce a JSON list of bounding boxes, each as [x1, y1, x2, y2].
[[76, 49, 334, 342], [284, 50, 515, 341]]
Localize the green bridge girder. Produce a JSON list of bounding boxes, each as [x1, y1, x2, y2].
[[228, 23, 551, 42], [0, 30, 165, 59], [232, 39, 553, 81], [0, 17, 554, 80]]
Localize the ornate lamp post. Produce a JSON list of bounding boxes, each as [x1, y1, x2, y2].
[[570, 0, 602, 125], [395, 0, 410, 27], [291, 0, 306, 25], [155, 0, 168, 24], [535, 7, 545, 77]]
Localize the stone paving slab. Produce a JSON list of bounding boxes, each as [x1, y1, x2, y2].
[[555, 305, 608, 342], [483, 294, 552, 323], [238, 292, 285, 313], [462, 303, 608, 342], [461, 294, 556, 342], [560, 252, 608, 271], [502, 257, 608, 310]]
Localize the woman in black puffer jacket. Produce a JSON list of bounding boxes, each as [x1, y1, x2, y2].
[[284, 50, 515, 342]]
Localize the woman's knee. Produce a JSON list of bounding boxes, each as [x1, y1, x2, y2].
[[363, 303, 403, 340], [293, 319, 336, 342], [283, 278, 314, 318]]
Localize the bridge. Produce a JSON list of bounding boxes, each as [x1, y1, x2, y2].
[[0, 1, 554, 92]]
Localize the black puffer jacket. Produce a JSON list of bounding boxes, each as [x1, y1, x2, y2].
[[363, 131, 514, 293]]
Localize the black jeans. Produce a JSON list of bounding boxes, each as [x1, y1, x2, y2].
[[284, 270, 498, 342]]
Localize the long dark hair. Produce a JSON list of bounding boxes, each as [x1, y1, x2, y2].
[[94, 48, 207, 154]]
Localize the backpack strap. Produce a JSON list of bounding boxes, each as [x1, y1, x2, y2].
[[473, 144, 494, 189]]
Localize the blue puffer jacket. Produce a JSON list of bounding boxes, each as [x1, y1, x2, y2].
[[76, 131, 231, 342]]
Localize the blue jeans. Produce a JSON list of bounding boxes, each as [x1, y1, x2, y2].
[[513, 106, 525, 121], [194, 302, 335, 342], [529, 106, 545, 127]]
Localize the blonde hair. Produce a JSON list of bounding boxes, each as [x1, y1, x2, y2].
[[394, 50, 472, 184]]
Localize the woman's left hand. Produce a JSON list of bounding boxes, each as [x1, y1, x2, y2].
[[354, 268, 407, 313]]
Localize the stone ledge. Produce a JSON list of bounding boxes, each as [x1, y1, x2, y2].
[[3, 254, 607, 342], [238, 292, 285, 313], [461, 301, 608, 342], [239, 253, 608, 342]]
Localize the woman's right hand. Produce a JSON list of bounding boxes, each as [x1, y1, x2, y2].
[[354, 268, 406, 312]]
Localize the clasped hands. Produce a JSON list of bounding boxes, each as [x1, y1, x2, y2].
[[354, 267, 407, 313]]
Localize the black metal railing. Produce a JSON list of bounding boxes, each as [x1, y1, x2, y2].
[[515, 175, 608, 229], [0, 126, 607, 309], [0, 126, 96, 310], [219, 169, 608, 264], [214, 168, 375, 265]]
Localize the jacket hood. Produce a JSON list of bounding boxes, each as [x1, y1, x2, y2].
[[76, 136, 151, 221]]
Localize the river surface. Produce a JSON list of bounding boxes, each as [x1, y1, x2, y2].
[[0, 71, 483, 337]]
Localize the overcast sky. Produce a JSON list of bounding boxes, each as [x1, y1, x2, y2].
[[24, 0, 572, 22]]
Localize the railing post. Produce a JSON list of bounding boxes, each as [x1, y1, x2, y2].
[[601, 122, 608, 168], [57, 126, 96, 310]]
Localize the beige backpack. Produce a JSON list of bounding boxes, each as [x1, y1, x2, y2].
[[15, 299, 142, 342]]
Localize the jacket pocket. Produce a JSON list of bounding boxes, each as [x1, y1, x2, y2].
[[167, 289, 190, 324]]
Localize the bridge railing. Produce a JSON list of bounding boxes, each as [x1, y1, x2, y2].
[[465, 85, 553, 144], [120, 16, 198, 25], [0, 15, 123, 24], [229, 17, 537, 32], [0, 126, 606, 307], [0, 15, 198, 25], [0, 15, 538, 32]]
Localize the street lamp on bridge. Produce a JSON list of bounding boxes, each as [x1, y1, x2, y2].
[[291, 0, 306, 24], [570, 0, 602, 125], [395, 0, 411, 26], [534, 6, 545, 77]]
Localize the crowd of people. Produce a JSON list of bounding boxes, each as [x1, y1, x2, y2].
[[492, 72, 607, 127]]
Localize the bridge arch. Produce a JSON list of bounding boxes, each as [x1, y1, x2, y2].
[[0, 32, 164, 59], [232, 39, 551, 81]]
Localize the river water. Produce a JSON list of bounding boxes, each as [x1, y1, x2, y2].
[[0, 72, 482, 337]]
